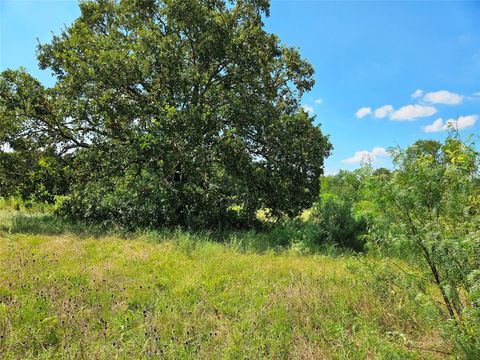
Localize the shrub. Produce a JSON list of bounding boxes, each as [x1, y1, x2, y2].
[[311, 194, 367, 251], [367, 137, 480, 356]]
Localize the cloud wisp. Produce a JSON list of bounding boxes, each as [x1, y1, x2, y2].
[[357, 88, 469, 122], [356, 103, 437, 121], [390, 104, 438, 121], [411, 89, 424, 98], [423, 115, 478, 133], [422, 90, 463, 105], [342, 147, 388, 165], [355, 107, 372, 119], [374, 105, 393, 119], [302, 105, 314, 114]]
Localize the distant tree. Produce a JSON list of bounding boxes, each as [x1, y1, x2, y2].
[[320, 168, 369, 203], [372, 167, 390, 177], [404, 139, 443, 164], [0, 148, 72, 204], [312, 193, 367, 251], [0, 0, 331, 228]]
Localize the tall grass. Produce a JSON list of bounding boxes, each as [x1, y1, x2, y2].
[[0, 228, 447, 358], [0, 207, 456, 357]]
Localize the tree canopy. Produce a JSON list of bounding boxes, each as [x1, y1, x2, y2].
[[0, 0, 332, 228]]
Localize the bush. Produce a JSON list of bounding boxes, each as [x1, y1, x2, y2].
[[311, 194, 367, 251], [367, 137, 480, 356]]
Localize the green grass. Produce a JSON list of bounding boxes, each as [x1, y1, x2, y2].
[[0, 211, 450, 359]]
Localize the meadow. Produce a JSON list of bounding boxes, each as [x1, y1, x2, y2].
[[0, 209, 449, 359], [1, 1, 478, 358]]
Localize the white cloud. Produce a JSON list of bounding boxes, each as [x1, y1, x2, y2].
[[314, 98, 323, 105], [423, 90, 463, 105], [371, 147, 388, 157], [391, 104, 437, 121], [302, 105, 314, 114], [423, 118, 445, 133], [474, 91, 480, 97], [423, 115, 478, 133], [447, 115, 477, 130], [355, 107, 372, 119], [411, 89, 423, 98], [374, 105, 393, 119], [342, 147, 388, 164], [343, 150, 371, 164]]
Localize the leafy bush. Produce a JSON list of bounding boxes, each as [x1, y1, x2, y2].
[[0, 147, 72, 204], [311, 194, 367, 251], [367, 137, 480, 356]]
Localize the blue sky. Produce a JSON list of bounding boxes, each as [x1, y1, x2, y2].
[[1, 1, 479, 173]]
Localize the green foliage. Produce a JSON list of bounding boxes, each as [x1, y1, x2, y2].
[[1, 1, 478, 356], [312, 167, 374, 251], [0, 149, 72, 204], [367, 137, 480, 356], [0, 68, 74, 204], [0, 0, 331, 229], [312, 194, 367, 251], [320, 168, 369, 203]]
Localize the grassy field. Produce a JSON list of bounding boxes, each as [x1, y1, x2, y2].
[[0, 210, 450, 359]]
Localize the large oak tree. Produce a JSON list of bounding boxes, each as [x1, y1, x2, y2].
[[0, 0, 332, 228]]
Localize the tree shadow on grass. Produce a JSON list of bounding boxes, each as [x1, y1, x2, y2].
[[0, 212, 117, 238], [0, 211, 357, 257]]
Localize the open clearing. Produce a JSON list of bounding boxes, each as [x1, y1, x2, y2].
[[0, 215, 447, 359]]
